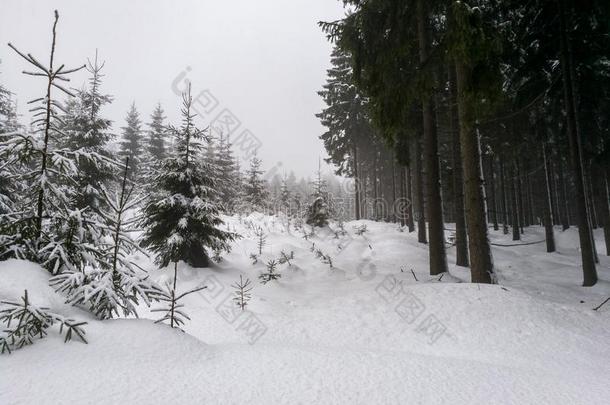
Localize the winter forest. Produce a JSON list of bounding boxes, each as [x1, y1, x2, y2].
[[0, 1, 609, 404]]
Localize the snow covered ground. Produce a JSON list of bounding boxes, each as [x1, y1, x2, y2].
[[1, 215, 610, 404]]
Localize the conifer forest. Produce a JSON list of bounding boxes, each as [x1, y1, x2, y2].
[[0, 1, 609, 404]]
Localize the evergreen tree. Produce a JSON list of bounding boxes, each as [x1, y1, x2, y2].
[[58, 52, 114, 210], [140, 84, 237, 268], [243, 154, 269, 212], [306, 160, 331, 227], [147, 103, 167, 161], [120, 103, 144, 180], [214, 132, 238, 209]]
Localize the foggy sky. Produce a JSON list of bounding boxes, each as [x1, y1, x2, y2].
[[0, 0, 346, 178]]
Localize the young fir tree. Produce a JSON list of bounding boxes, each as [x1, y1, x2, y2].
[[306, 160, 331, 227], [58, 52, 114, 210], [0, 12, 117, 272], [244, 154, 269, 212], [215, 132, 238, 209], [120, 103, 144, 180], [49, 157, 163, 319], [279, 174, 291, 213], [140, 84, 237, 268], [147, 103, 167, 161]]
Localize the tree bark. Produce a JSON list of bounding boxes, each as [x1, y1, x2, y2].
[[449, 66, 469, 267], [417, 0, 447, 275], [602, 169, 610, 255], [405, 166, 415, 232], [412, 136, 427, 243], [353, 146, 361, 220], [557, 158, 570, 229], [516, 159, 526, 232], [455, 61, 493, 283], [499, 158, 509, 234], [559, 0, 597, 286], [542, 143, 556, 252], [511, 161, 521, 241], [488, 155, 499, 231]]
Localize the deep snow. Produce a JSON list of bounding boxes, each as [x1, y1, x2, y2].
[[1, 215, 609, 404]]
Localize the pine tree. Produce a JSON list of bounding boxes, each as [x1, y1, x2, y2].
[[6, 10, 85, 240], [214, 132, 238, 209], [231, 275, 252, 310], [0, 290, 87, 354], [140, 83, 237, 268], [306, 160, 331, 227], [49, 158, 163, 319], [279, 174, 291, 213], [58, 51, 114, 210], [147, 103, 167, 161], [120, 103, 144, 180], [243, 154, 269, 212]]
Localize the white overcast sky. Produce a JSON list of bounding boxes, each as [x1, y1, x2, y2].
[[0, 0, 346, 178]]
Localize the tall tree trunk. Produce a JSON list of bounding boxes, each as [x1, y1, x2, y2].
[[417, 0, 447, 274], [499, 158, 509, 234], [516, 159, 526, 232], [557, 158, 570, 229], [399, 165, 406, 227], [489, 155, 499, 231], [542, 142, 556, 252], [602, 168, 610, 256], [412, 136, 427, 243], [406, 166, 415, 232], [585, 163, 598, 229], [511, 161, 521, 241], [391, 158, 397, 223], [549, 158, 560, 226], [449, 66, 469, 267], [353, 146, 361, 220], [455, 61, 493, 283], [559, 0, 597, 286]]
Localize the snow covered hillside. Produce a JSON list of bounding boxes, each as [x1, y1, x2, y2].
[[1, 215, 609, 404]]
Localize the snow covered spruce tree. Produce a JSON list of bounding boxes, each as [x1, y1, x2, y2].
[[243, 154, 269, 213], [306, 160, 331, 227], [120, 103, 144, 180], [140, 83, 237, 269], [147, 103, 167, 161], [0, 11, 112, 268], [57, 51, 115, 211], [50, 157, 163, 319], [214, 133, 239, 210]]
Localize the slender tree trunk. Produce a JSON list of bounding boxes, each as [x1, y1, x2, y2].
[[557, 158, 570, 229], [549, 158, 560, 226], [602, 168, 610, 255], [500, 158, 509, 234], [449, 66, 468, 267], [406, 166, 415, 232], [489, 155, 499, 231], [525, 162, 535, 226], [412, 136, 427, 243], [399, 165, 406, 227], [511, 161, 521, 241], [391, 158, 397, 223], [516, 159, 525, 232], [417, 0, 447, 275], [559, 0, 597, 286], [455, 61, 493, 283], [585, 163, 598, 229], [542, 143, 556, 252], [353, 146, 361, 220]]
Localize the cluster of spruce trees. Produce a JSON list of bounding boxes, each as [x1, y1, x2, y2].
[[0, 11, 239, 320], [318, 0, 609, 286]]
